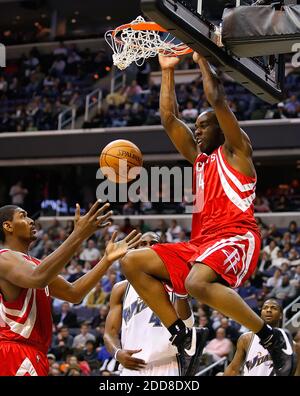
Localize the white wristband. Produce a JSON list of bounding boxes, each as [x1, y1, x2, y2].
[[114, 348, 121, 361]]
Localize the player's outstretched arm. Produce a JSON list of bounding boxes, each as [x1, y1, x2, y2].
[[159, 55, 198, 164], [223, 334, 249, 376], [49, 230, 141, 303], [104, 280, 146, 371], [193, 52, 252, 158], [0, 201, 112, 289]]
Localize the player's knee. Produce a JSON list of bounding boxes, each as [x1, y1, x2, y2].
[[120, 251, 136, 275], [185, 273, 209, 300]]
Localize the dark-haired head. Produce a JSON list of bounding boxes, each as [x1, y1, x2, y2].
[[0, 205, 19, 242], [0, 205, 36, 245], [261, 299, 283, 327], [194, 109, 225, 155], [137, 232, 160, 249]]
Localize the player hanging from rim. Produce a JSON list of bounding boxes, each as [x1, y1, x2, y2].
[[0, 202, 141, 376], [120, 51, 297, 376], [224, 299, 300, 376], [104, 232, 194, 376]]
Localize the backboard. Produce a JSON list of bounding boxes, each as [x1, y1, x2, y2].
[[141, 0, 285, 104]]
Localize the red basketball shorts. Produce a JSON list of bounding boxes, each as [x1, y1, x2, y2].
[[0, 342, 49, 376], [152, 229, 261, 296]]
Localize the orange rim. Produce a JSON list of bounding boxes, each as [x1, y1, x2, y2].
[[112, 21, 168, 36], [111, 21, 192, 55]]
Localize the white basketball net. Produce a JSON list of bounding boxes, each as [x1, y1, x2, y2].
[[105, 16, 190, 70]]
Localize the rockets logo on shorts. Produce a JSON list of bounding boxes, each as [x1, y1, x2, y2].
[[222, 248, 240, 274]]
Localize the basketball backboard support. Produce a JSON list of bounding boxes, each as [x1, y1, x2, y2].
[[141, 0, 285, 104]]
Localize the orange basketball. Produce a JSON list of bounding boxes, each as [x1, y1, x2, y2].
[[99, 139, 143, 183]]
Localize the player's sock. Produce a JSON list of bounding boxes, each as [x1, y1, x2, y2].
[[168, 319, 190, 347], [255, 323, 274, 345]]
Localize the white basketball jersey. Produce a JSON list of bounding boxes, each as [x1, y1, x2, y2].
[[243, 333, 275, 376], [120, 284, 178, 375]]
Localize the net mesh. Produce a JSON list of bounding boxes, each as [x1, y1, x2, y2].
[[105, 16, 191, 70]]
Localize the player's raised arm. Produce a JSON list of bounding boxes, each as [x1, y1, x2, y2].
[[193, 52, 252, 157], [0, 201, 113, 289], [159, 55, 199, 164], [49, 230, 141, 303]]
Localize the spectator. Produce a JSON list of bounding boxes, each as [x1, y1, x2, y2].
[[219, 318, 240, 343], [85, 283, 107, 308], [267, 274, 297, 306], [166, 219, 182, 242], [51, 326, 74, 360], [53, 302, 78, 329], [91, 305, 109, 329], [182, 100, 198, 122], [254, 196, 271, 213], [67, 263, 85, 282], [263, 240, 280, 260], [120, 218, 134, 235], [72, 323, 96, 351], [238, 280, 258, 310], [101, 269, 119, 293], [9, 181, 28, 206], [265, 268, 283, 289], [79, 239, 101, 265], [203, 327, 233, 363], [83, 340, 99, 370]]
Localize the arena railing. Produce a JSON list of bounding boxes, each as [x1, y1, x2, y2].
[[57, 107, 76, 130], [195, 357, 228, 376], [282, 295, 300, 330], [84, 88, 103, 122], [110, 66, 127, 93], [38, 212, 300, 230]]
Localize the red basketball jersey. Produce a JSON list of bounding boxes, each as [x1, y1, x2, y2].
[[0, 250, 52, 354], [191, 146, 259, 244]]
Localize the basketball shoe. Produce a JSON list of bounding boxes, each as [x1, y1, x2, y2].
[[261, 328, 297, 376], [171, 327, 209, 376]]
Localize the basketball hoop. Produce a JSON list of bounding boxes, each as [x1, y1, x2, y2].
[[105, 16, 192, 70]]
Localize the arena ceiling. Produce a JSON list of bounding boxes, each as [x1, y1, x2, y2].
[[0, 0, 142, 39], [0, 0, 253, 39]]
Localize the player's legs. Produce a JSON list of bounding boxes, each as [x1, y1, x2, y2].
[[121, 246, 209, 376], [121, 248, 179, 327], [185, 264, 264, 332], [185, 263, 296, 376]]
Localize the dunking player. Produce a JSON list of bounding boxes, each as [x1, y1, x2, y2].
[[104, 232, 194, 376], [0, 202, 141, 376], [224, 299, 299, 376], [121, 52, 296, 376]]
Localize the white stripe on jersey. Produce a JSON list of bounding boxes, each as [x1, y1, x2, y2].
[[0, 249, 38, 339], [215, 149, 255, 212], [217, 147, 256, 192], [15, 358, 38, 376], [194, 231, 255, 287]]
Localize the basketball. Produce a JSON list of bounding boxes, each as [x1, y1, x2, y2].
[[99, 139, 143, 183]]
